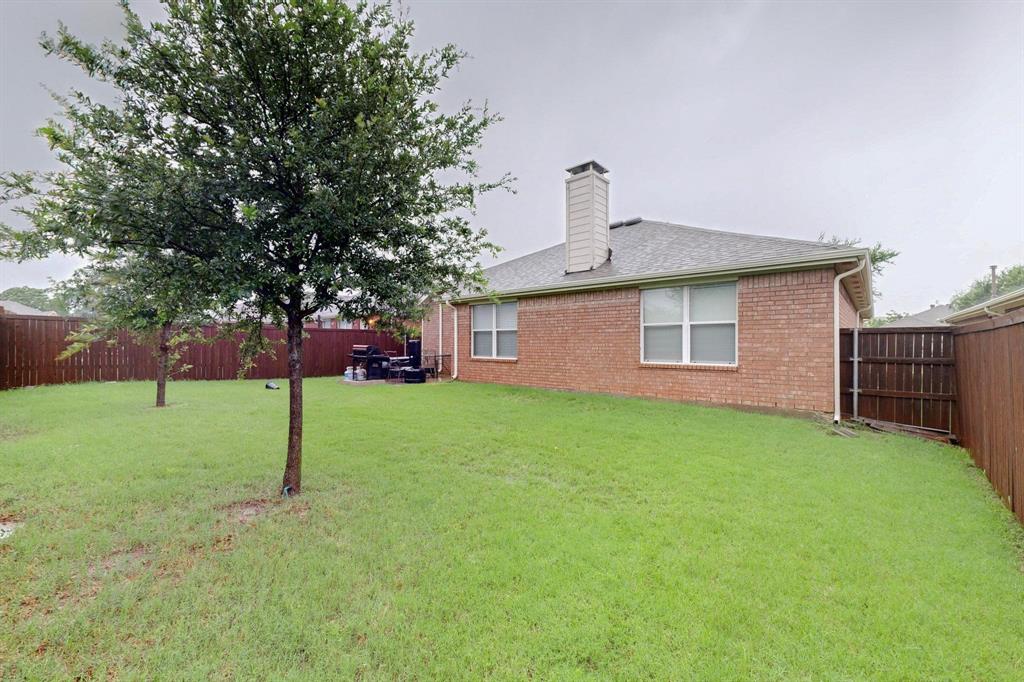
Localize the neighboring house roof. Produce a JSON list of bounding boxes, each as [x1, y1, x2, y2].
[[459, 220, 872, 313], [0, 300, 59, 316], [941, 285, 1024, 324], [880, 304, 953, 327]]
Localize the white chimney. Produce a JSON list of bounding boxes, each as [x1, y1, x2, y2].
[[565, 160, 610, 274]]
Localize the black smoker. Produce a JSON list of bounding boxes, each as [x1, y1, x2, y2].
[[349, 344, 390, 380], [406, 339, 422, 368]]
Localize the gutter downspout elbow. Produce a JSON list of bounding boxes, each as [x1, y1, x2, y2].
[[444, 300, 458, 379], [833, 259, 867, 424]]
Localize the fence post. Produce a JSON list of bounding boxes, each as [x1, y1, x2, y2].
[[852, 326, 859, 419]]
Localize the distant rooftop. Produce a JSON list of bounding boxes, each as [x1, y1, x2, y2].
[[0, 300, 58, 316], [880, 303, 953, 328]]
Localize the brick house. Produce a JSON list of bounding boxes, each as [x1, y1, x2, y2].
[[422, 161, 873, 418]]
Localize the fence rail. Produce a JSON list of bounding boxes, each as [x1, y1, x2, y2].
[[839, 327, 957, 433], [0, 313, 405, 390]]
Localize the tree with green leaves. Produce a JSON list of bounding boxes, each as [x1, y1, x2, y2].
[[865, 310, 908, 328], [55, 254, 218, 407], [819, 234, 899, 299], [950, 264, 1024, 311], [0, 285, 69, 315], [1, 0, 508, 495]]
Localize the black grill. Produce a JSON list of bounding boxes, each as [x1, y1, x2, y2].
[[349, 344, 390, 380]]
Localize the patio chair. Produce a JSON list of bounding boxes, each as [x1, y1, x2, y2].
[[385, 357, 409, 383]]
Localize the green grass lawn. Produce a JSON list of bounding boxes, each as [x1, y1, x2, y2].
[[1, 379, 1023, 679]]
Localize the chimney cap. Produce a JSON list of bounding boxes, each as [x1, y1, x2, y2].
[[566, 160, 609, 175]]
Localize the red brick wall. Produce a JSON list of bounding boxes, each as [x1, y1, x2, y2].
[[421, 302, 455, 375], [426, 267, 856, 413], [838, 283, 858, 328]]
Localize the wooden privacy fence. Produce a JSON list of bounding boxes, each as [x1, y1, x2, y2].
[[841, 317, 1024, 525], [952, 310, 1024, 525], [0, 313, 405, 390], [839, 327, 957, 433]]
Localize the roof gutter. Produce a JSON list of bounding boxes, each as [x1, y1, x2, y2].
[[455, 248, 871, 306], [940, 286, 1024, 323], [833, 257, 867, 424]]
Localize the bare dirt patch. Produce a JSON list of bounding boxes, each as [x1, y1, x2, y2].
[[22, 545, 152, 617], [19, 577, 104, 620], [0, 423, 32, 442], [285, 501, 310, 519], [222, 498, 273, 523], [211, 533, 235, 552], [89, 544, 149, 580], [19, 594, 42, 619]]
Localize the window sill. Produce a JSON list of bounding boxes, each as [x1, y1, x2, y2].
[[639, 362, 738, 372], [470, 356, 518, 363]]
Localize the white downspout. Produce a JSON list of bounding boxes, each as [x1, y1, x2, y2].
[[833, 259, 867, 423], [444, 300, 458, 379], [438, 302, 443, 365]]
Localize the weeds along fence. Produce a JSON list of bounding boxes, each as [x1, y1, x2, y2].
[[0, 313, 405, 390]]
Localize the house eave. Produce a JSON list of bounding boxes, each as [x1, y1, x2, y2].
[[940, 287, 1024, 323], [456, 248, 873, 314]]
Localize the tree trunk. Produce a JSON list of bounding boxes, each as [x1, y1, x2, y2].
[[155, 322, 172, 408], [282, 315, 304, 495]]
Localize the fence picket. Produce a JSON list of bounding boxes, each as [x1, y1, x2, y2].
[[841, 326, 956, 432]]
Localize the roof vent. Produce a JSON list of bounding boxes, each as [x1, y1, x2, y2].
[[610, 217, 641, 229], [565, 161, 610, 273]]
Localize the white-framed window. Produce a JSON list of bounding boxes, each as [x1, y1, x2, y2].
[[472, 301, 518, 358], [641, 282, 737, 365]]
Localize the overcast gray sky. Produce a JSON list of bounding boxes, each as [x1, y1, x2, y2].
[[1, 0, 1021, 314]]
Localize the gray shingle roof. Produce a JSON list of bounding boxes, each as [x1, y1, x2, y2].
[[880, 304, 952, 327], [0, 300, 58, 316], [474, 220, 857, 295]]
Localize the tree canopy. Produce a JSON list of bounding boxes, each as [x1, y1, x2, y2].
[[950, 264, 1024, 311], [0, 285, 69, 315], [818, 234, 898, 299], [1, 0, 509, 494], [865, 310, 908, 328], [56, 252, 220, 406]]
